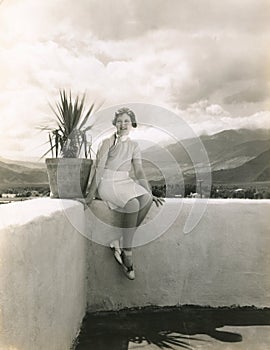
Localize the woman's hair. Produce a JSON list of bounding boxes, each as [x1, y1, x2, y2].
[[112, 107, 137, 128]]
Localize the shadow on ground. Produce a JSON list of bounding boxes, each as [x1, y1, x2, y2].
[[74, 306, 270, 349]]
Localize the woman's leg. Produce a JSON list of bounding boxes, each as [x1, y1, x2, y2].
[[117, 193, 152, 250], [121, 198, 140, 251], [136, 192, 152, 226], [116, 195, 151, 269]]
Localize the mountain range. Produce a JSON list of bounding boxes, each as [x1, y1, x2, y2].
[[211, 148, 270, 183], [142, 128, 270, 184], [0, 128, 269, 188], [0, 159, 48, 188]]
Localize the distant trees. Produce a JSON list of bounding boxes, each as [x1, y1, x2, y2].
[[1, 183, 269, 200], [211, 185, 268, 199], [0, 186, 50, 198], [151, 184, 166, 198], [149, 182, 270, 199]]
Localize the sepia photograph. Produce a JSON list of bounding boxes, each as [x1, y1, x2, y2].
[[0, 1, 270, 349]]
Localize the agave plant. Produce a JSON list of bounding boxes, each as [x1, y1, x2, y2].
[[42, 90, 95, 158]]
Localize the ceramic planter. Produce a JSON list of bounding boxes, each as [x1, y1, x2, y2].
[[45, 158, 92, 198]]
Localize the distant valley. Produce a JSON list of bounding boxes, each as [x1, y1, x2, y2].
[[0, 128, 270, 188]]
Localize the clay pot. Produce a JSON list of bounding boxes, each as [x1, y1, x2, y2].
[[45, 158, 92, 198]]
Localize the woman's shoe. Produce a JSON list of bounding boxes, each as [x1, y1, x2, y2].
[[109, 240, 122, 265], [122, 264, 135, 280], [121, 251, 135, 280]]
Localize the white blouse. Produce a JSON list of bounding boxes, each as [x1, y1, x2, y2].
[[97, 134, 142, 173]]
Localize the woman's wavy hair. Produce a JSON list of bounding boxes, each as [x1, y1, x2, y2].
[[112, 107, 137, 128]]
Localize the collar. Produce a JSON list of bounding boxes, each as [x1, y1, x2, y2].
[[114, 132, 130, 145]]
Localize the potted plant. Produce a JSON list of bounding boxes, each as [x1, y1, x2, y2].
[[41, 90, 95, 199]]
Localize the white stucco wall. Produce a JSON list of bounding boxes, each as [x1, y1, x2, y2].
[[0, 199, 87, 350], [86, 198, 270, 311], [1, 197, 270, 349]]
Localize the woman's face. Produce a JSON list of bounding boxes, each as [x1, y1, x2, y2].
[[115, 113, 132, 136]]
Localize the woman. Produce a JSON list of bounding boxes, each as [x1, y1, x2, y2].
[[85, 107, 164, 279]]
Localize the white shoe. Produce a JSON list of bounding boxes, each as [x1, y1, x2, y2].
[[122, 265, 135, 280], [121, 251, 135, 280], [110, 240, 122, 265]]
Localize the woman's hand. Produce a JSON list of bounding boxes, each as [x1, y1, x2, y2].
[[152, 195, 165, 207], [75, 196, 94, 210]]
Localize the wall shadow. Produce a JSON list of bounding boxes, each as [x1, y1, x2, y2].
[[75, 306, 270, 349]]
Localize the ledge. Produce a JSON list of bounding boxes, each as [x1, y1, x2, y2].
[[0, 198, 270, 348], [0, 197, 81, 228], [0, 198, 87, 350], [86, 198, 270, 311]]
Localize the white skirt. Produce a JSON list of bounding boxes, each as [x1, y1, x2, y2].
[[97, 168, 149, 210]]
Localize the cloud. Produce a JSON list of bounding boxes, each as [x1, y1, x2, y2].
[[168, 30, 269, 107], [180, 101, 270, 135], [0, 0, 269, 160], [48, 0, 270, 39], [224, 82, 270, 104], [196, 111, 270, 135]]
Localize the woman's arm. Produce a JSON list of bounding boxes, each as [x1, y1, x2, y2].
[[85, 166, 98, 204], [133, 159, 165, 207], [132, 159, 152, 194], [85, 136, 113, 204]]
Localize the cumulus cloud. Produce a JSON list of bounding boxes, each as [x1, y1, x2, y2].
[[40, 0, 269, 40], [181, 101, 270, 135], [0, 0, 269, 159], [224, 82, 270, 104], [191, 110, 270, 135]]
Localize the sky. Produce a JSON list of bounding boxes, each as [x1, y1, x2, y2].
[[0, 0, 270, 160]]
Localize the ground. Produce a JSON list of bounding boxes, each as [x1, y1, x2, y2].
[[74, 306, 270, 350]]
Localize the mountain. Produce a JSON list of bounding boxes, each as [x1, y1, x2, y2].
[[142, 128, 270, 168], [208, 139, 270, 170], [0, 160, 48, 188], [0, 157, 46, 169], [200, 128, 270, 147], [211, 149, 270, 183], [1, 128, 270, 187], [141, 129, 270, 184], [199, 129, 270, 167]]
